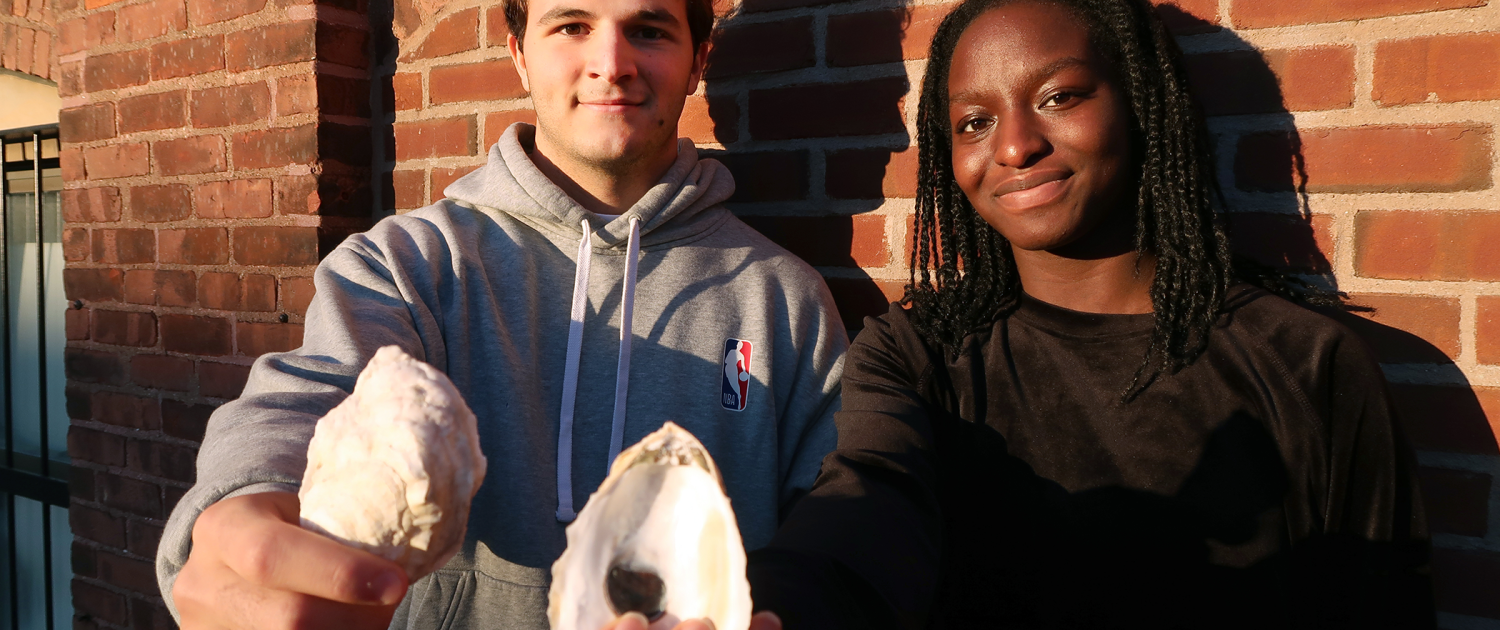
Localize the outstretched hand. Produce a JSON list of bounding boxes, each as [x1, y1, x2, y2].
[[604, 611, 784, 630], [173, 492, 410, 630]]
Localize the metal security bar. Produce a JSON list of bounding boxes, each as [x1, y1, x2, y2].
[[0, 126, 70, 630]]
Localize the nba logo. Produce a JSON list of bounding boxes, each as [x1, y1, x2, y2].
[[721, 339, 752, 412]]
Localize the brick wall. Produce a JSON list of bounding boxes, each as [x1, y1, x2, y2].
[[44, 0, 1500, 627], [1, 0, 55, 80], [54, 0, 373, 625]]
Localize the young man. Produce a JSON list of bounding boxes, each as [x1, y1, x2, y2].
[[154, 0, 845, 626]]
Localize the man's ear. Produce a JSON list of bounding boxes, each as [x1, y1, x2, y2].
[[688, 41, 710, 91], [508, 34, 531, 91]]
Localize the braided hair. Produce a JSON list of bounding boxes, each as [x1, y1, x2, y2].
[[907, 0, 1244, 392]]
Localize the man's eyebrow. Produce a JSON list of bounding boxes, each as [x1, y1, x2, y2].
[[536, 7, 596, 24], [628, 8, 679, 24]]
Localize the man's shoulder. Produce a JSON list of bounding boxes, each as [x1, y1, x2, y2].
[[706, 212, 832, 291]]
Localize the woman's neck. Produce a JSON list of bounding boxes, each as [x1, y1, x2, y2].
[[1013, 247, 1156, 315]]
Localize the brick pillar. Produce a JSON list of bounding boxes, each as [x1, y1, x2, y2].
[[57, 0, 373, 625], [0, 0, 55, 81]]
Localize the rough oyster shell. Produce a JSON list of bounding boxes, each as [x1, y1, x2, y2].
[[549, 422, 751, 630], [298, 345, 487, 581]]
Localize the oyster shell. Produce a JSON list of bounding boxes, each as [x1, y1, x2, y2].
[[549, 422, 751, 630], [298, 345, 487, 581]]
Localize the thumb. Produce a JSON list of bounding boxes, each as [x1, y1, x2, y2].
[[608, 612, 651, 630], [750, 611, 783, 630]]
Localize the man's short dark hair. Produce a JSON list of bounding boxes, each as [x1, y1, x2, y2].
[[504, 0, 716, 50]]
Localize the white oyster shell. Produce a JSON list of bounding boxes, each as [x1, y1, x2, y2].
[[298, 345, 487, 581], [549, 422, 752, 630]]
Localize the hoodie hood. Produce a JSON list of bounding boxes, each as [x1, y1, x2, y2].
[[444, 122, 736, 250]]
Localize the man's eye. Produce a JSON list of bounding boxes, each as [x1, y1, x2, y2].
[[634, 27, 666, 40], [559, 23, 587, 35]]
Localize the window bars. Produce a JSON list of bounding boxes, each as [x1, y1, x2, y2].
[[0, 126, 70, 630]]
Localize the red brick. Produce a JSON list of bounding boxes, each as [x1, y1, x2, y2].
[[128, 521, 166, 560], [91, 309, 157, 346], [84, 142, 149, 180], [1152, 0, 1220, 34], [132, 354, 193, 391], [317, 75, 371, 118], [84, 48, 150, 91], [67, 308, 89, 342], [485, 5, 511, 45], [237, 322, 304, 356], [317, 25, 369, 69], [91, 229, 155, 264], [1235, 126, 1492, 193], [1230, 0, 1485, 28], [101, 472, 163, 517], [69, 504, 126, 547], [119, 0, 186, 43], [192, 82, 271, 128], [161, 314, 232, 355], [716, 151, 808, 202], [64, 268, 125, 301], [130, 183, 191, 223], [1433, 549, 1500, 619], [400, 7, 478, 60], [743, 215, 889, 268], [126, 439, 197, 481], [154, 135, 227, 176], [1186, 47, 1355, 116], [394, 116, 476, 159], [197, 272, 242, 310], [1481, 296, 1500, 365], [69, 429, 126, 469], [151, 35, 225, 80], [233, 226, 318, 266], [429, 61, 526, 104], [59, 103, 116, 143], [66, 348, 124, 384], [1355, 211, 1500, 281], [92, 391, 162, 431], [124, 269, 195, 306], [429, 166, 476, 203], [118, 90, 188, 135], [63, 187, 122, 222], [159, 228, 229, 264], [193, 179, 272, 219], [83, 11, 116, 48], [708, 17, 813, 77], [163, 399, 214, 442], [187, 0, 266, 25], [483, 109, 537, 149], [276, 74, 316, 117], [226, 21, 314, 72], [393, 72, 422, 110], [59, 16, 87, 55], [827, 277, 904, 332], [277, 173, 319, 215], [750, 78, 908, 140], [826, 146, 917, 199], [58, 61, 85, 99], [64, 229, 90, 262], [73, 580, 127, 626], [740, 0, 842, 13], [199, 361, 250, 398], [1417, 467, 1490, 537], [1224, 212, 1334, 274], [233, 125, 316, 169], [1375, 33, 1500, 106], [281, 276, 315, 315], [678, 97, 733, 147], [244, 274, 276, 311], [392, 169, 425, 210], [1340, 293, 1460, 363]]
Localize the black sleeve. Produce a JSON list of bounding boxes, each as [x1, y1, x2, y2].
[[747, 311, 944, 630], [1290, 331, 1435, 629]]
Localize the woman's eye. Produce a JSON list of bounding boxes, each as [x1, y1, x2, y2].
[[959, 118, 992, 134], [1044, 92, 1076, 107]]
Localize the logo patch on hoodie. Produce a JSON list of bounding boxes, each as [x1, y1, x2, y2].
[[721, 339, 753, 412]]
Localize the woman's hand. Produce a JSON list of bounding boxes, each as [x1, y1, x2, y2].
[[604, 611, 784, 630]]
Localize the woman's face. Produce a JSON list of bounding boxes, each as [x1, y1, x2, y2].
[[947, 1, 1133, 254]]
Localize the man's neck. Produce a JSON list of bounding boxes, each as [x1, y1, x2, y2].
[[529, 133, 679, 216]]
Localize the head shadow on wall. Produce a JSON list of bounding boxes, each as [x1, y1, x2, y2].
[[701, 0, 917, 333], [1162, 4, 1499, 531]]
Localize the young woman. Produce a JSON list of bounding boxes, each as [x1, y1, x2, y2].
[[747, 0, 1432, 628]]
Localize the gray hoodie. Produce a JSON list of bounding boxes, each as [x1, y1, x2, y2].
[[156, 123, 847, 628]]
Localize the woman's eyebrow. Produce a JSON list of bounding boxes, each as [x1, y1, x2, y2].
[[1030, 56, 1090, 82]]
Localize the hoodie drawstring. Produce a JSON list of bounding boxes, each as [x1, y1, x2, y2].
[[556, 217, 640, 523]]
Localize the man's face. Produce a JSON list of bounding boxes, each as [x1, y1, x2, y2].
[[509, 0, 707, 173]]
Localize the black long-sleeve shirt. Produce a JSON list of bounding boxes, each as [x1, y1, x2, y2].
[[750, 286, 1432, 629]]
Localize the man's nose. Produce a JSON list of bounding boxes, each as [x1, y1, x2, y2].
[[585, 28, 638, 84], [993, 110, 1049, 169]]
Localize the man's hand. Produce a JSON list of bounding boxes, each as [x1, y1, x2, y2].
[[604, 611, 784, 630], [173, 492, 409, 630]]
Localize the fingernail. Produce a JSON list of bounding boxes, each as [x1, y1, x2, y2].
[[620, 612, 650, 630], [373, 571, 406, 604]]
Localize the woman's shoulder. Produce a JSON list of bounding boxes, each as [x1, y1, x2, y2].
[[848, 304, 945, 378], [1216, 284, 1386, 385]]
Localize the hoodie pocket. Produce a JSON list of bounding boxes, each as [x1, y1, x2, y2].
[[394, 566, 552, 629]]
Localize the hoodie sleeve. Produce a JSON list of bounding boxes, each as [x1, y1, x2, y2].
[[771, 264, 849, 517], [749, 308, 943, 630], [155, 235, 433, 619]]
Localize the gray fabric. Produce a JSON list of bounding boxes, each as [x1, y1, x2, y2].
[[156, 123, 847, 628]]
